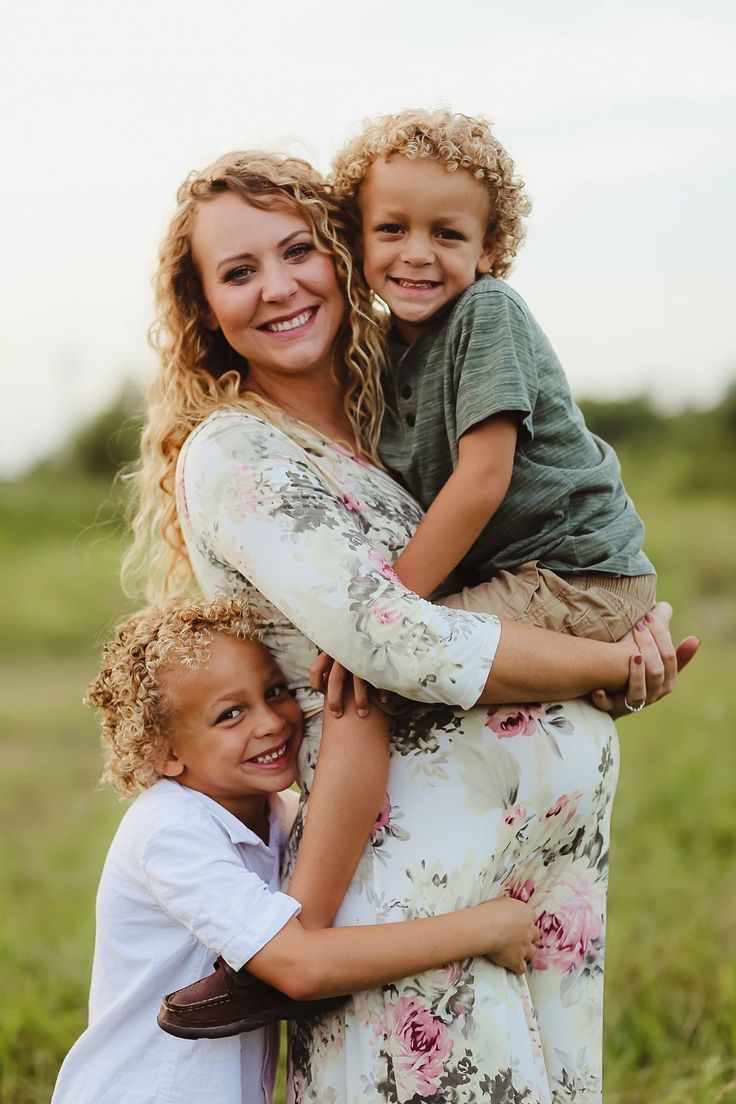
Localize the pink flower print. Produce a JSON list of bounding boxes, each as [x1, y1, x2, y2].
[[544, 791, 581, 825], [371, 599, 400, 626], [506, 877, 536, 904], [503, 802, 528, 827], [371, 795, 392, 843], [386, 997, 453, 1103], [532, 863, 603, 973], [485, 705, 546, 738], [368, 550, 401, 585], [227, 465, 261, 520], [342, 489, 367, 513]]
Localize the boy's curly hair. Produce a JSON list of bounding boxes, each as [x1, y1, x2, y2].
[[331, 107, 532, 279], [87, 596, 261, 798]]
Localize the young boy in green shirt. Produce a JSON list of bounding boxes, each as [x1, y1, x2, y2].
[[329, 108, 656, 645]]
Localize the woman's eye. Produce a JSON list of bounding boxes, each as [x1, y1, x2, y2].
[[224, 265, 254, 284], [286, 242, 315, 261], [216, 706, 243, 723]]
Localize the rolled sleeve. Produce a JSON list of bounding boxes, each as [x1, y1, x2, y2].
[[141, 821, 301, 970]]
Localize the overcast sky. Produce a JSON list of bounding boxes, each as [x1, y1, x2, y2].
[[2, 0, 734, 475]]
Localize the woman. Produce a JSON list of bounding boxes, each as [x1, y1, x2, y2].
[[127, 151, 693, 1104]]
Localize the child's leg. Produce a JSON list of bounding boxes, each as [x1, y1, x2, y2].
[[287, 697, 390, 929], [440, 562, 656, 643]]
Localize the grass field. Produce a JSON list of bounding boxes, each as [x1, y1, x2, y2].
[[1, 458, 734, 1103]]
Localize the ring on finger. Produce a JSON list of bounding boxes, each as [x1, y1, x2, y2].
[[624, 696, 645, 713]]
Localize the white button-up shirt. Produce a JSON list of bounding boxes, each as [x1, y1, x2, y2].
[[52, 779, 301, 1104]]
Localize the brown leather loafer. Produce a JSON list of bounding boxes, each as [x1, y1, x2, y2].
[[157, 957, 348, 1039]]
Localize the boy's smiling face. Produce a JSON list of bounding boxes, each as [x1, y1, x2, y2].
[[159, 635, 303, 826], [359, 155, 495, 343]]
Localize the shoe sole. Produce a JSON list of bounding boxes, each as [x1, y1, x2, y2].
[[158, 1012, 272, 1039], [157, 998, 347, 1040]]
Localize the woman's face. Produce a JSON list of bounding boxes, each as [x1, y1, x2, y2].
[[191, 191, 345, 387]]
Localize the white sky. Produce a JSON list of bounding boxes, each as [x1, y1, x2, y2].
[[2, 0, 734, 475]]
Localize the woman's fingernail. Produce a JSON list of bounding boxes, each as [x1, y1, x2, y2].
[[634, 653, 643, 665], [636, 620, 646, 631], [645, 611, 654, 622]]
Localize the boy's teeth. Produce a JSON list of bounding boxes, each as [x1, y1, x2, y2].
[[253, 744, 286, 764], [265, 310, 313, 333], [396, 279, 435, 289]]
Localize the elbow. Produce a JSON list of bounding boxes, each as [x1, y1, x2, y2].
[[259, 942, 324, 1000], [276, 961, 324, 1001]]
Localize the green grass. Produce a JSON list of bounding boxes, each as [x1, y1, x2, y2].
[[1, 461, 734, 1103]]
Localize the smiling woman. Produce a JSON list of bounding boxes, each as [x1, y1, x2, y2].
[[192, 194, 347, 408]]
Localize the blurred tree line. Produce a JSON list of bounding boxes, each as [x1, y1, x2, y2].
[[4, 379, 735, 497]]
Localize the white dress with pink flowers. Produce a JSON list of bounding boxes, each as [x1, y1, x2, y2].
[[176, 407, 619, 1104]]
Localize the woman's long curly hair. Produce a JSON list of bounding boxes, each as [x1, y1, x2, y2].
[[331, 107, 532, 278], [123, 151, 387, 602]]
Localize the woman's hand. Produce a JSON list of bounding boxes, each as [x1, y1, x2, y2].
[[592, 602, 700, 718]]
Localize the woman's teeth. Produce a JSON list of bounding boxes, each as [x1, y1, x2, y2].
[[264, 309, 313, 333], [252, 743, 287, 764]]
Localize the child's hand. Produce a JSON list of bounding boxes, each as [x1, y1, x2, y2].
[[477, 897, 539, 975], [310, 651, 371, 718]]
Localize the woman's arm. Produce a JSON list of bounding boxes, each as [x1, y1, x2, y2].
[[180, 413, 673, 708]]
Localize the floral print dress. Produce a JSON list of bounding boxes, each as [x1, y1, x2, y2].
[[176, 407, 619, 1104]]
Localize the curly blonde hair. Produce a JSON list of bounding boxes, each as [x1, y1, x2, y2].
[[331, 108, 532, 278], [87, 596, 262, 797], [123, 151, 387, 602]]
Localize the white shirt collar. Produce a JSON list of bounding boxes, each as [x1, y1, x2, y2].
[[175, 781, 288, 851]]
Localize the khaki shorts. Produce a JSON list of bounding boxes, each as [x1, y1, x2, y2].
[[440, 561, 657, 643]]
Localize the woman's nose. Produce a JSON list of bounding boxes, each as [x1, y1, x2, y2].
[[260, 262, 298, 303]]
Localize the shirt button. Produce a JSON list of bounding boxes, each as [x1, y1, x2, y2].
[[401, 385, 412, 399], [406, 412, 416, 427]]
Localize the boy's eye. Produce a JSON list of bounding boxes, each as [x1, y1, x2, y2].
[[266, 683, 290, 701], [223, 265, 255, 284], [435, 229, 463, 241], [216, 706, 244, 724], [375, 224, 404, 236], [286, 242, 316, 261]]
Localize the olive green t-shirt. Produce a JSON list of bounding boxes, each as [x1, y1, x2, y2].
[[379, 277, 654, 586]]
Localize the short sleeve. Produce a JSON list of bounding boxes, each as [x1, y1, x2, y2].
[[451, 287, 539, 443], [141, 819, 301, 970], [179, 412, 500, 709]]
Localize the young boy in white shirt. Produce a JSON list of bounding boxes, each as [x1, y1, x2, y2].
[[51, 596, 537, 1104]]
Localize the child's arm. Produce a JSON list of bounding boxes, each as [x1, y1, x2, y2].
[[246, 896, 538, 999], [392, 414, 518, 599], [285, 694, 390, 930]]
